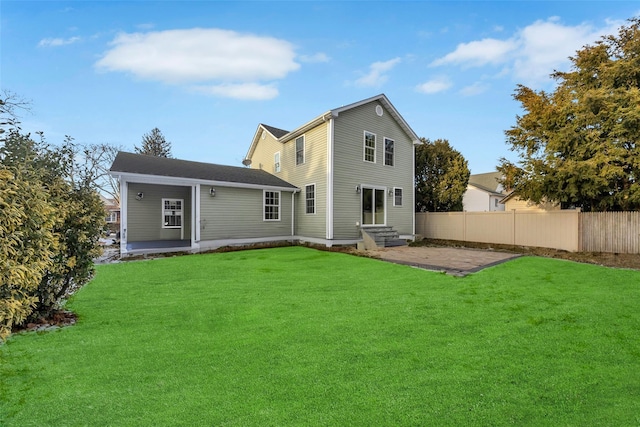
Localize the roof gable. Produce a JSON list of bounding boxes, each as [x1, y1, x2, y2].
[[244, 94, 420, 162], [110, 152, 297, 189], [330, 94, 420, 144], [261, 124, 289, 139]]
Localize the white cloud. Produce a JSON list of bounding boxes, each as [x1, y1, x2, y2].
[[193, 83, 279, 100], [512, 17, 623, 84], [95, 28, 299, 99], [431, 17, 626, 86], [136, 23, 155, 30], [355, 57, 401, 87], [299, 52, 330, 63], [431, 38, 517, 67], [459, 82, 489, 96], [38, 36, 81, 47], [415, 76, 452, 94]]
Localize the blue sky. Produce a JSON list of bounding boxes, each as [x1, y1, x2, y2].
[[2, 1, 638, 174]]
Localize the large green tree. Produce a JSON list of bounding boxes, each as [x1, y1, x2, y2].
[[135, 127, 173, 157], [415, 138, 470, 212], [498, 18, 640, 211]]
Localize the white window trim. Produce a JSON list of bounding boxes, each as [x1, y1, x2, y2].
[[274, 151, 281, 173], [393, 187, 403, 207], [263, 190, 281, 222], [106, 212, 118, 223], [360, 185, 387, 227], [305, 183, 316, 215], [295, 135, 305, 166], [162, 198, 183, 229], [384, 137, 395, 167], [363, 131, 376, 163]]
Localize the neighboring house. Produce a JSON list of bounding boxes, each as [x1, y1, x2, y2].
[[100, 195, 120, 233], [110, 94, 419, 255], [463, 172, 506, 212], [500, 192, 561, 211]]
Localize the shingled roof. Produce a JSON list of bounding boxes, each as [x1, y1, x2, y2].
[[261, 124, 289, 139], [468, 172, 504, 194], [110, 152, 297, 189]]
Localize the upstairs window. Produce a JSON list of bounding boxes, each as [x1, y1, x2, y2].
[[364, 131, 376, 163], [274, 151, 281, 173], [162, 199, 183, 228], [393, 188, 403, 207], [384, 138, 394, 166], [295, 136, 305, 165], [305, 184, 316, 214], [264, 191, 280, 221]]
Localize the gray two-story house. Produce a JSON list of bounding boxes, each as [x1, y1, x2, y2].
[[110, 94, 420, 255]]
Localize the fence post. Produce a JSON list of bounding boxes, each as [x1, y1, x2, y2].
[[512, 209, 516, 247], [577, 208, 582, 252], [463, 211, 467, 242]]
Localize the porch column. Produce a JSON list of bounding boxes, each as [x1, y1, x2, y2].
[[119, 178, 128, 254], [192, 184, 201, 250]]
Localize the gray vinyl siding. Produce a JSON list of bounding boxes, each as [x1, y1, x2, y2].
[[332, 101, 414, 239], [251, 123, 328, 239], [199, 186, 293, 240], [127, 183, 192, 241]]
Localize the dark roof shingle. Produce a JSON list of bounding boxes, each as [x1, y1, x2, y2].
[[261, 124, 289, 139], [110, 152, 297, 189]]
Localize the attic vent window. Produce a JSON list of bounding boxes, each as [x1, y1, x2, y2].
[[375, 105, 384, 116]]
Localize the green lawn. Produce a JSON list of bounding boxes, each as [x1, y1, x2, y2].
[[1, 247, 639, 426]]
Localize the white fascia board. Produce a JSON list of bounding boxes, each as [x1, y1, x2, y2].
[[115, 171, 299, 193], [279, 113, 332, 143], [244, 124, 273, 163], [467, 183, 503, 197], [331, 94, 420, 144]]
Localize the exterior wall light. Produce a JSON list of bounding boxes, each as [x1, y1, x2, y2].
[[209, 187, 216, 197], [136, 192, 144, 201], [355, 185, 361, 194]]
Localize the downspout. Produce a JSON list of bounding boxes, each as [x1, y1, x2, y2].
[[412, 144, 416, 239]]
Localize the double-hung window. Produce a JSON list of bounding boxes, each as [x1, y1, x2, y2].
[[264, 191, 280, 221], [295, 136, 305, 165], [305, 184, 316, 214], [393, 188, 403, 207], [364, 131, 376, 163], [162, 199, 183, 228], [274, 152, 281, 173], [384, 138, 394, 166]]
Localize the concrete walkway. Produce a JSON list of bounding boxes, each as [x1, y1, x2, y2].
[[369, 246, 521, 276]]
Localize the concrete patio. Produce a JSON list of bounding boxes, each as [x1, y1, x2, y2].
[[369, 245, 521, 276]]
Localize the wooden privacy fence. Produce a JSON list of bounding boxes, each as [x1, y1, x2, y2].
[[415, 211, 640, 254], [581, 211, 640, 254]]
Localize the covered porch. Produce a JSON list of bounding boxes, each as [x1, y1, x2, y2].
[[118, 178, 201, 257]]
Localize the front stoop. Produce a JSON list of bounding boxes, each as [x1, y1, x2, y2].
[[361, 226, 407, 249]]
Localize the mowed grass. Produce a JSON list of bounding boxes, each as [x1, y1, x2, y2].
[[1, 247, 639, 426]]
